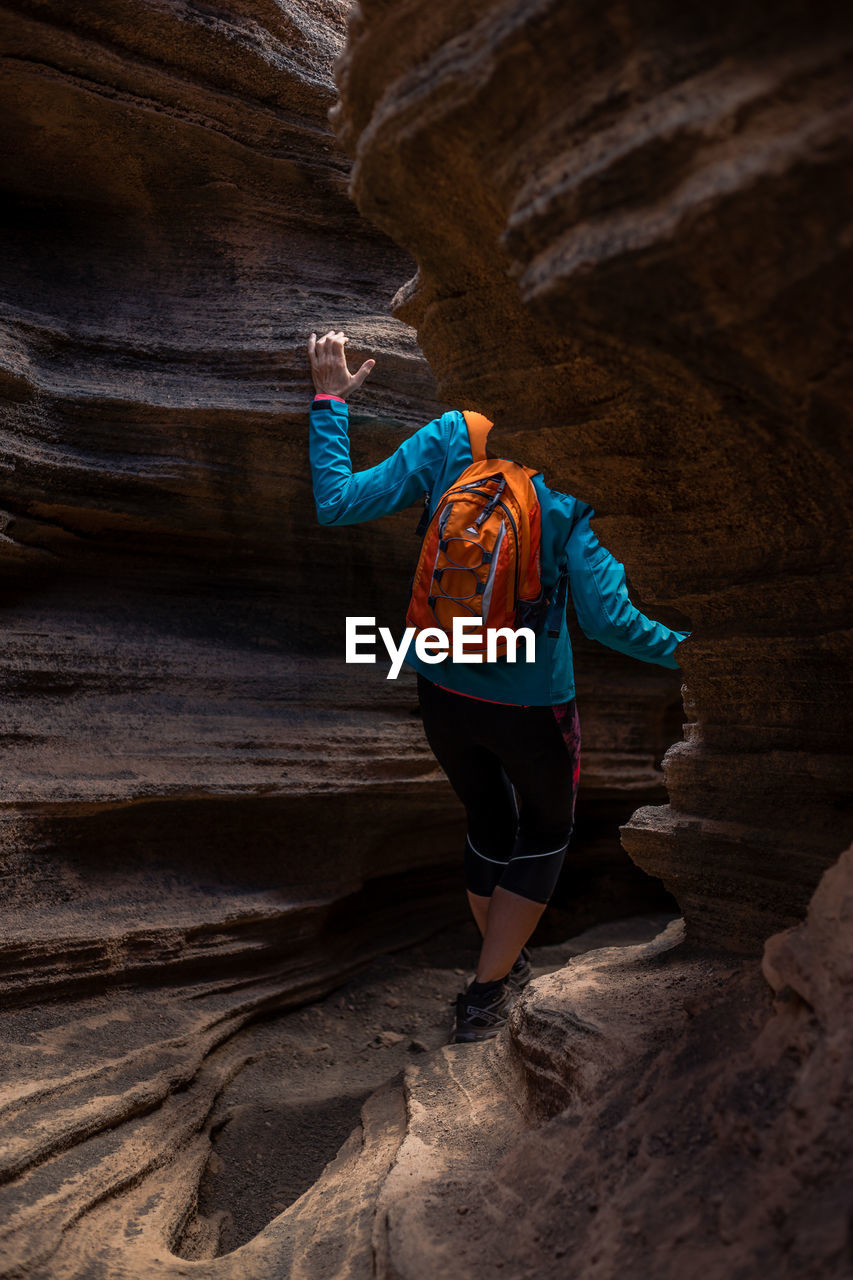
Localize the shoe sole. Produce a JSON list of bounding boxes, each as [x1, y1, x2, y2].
[[452, 1027, 504, 1043]]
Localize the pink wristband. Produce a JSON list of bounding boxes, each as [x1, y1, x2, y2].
[[312, 394, 346, 404]]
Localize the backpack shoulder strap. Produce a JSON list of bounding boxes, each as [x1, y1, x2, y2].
[[413, 408, 494, 538], [462, 409, 494, 462]]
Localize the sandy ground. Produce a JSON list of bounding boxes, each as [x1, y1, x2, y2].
[[177, 911, 676, 1258]]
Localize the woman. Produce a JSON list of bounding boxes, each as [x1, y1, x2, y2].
[[308, 329, 689, 1043]]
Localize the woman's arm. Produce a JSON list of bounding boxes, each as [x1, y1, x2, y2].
[[309, 397, 450, 526], [567, 505, 690, 668], [307, 329, 450, 526]]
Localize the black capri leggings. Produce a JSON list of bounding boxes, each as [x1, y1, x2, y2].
[[416, 672, 581, 905]]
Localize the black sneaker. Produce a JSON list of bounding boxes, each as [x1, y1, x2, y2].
[[506, 946, 532, 992], [452, 978, 513, 1043]]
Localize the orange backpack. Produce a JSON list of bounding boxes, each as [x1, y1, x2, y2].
[[406, 410, 565, 656]]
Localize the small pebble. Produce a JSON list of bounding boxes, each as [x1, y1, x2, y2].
[[385, 997, 400, 1008], [375, 1030, 405, 1047], [409, 1039, 429, 1053]]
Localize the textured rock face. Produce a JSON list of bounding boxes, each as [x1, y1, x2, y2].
[[0, 0, 679, 1010], [0, 0, 462, 1002], [314, 7, 853, 1272], [334, 0, 853, 949], [0, 6, 473, 1267], [7, 0, 851, 1275], [26, 854, 846, 1280], [292, 848, 852, 1280], [0, 4, 687, 1277]]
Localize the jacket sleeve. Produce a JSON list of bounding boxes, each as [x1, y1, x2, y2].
[[309, 395, 451, 526], [567, 504, 690, 668]]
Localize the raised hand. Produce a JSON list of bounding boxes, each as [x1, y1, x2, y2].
[[308, 329, 375, 400]]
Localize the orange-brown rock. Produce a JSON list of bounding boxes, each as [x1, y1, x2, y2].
[[333, 0, 853, 950], [19, 854, 848, 1280], [0, 0, 464, 1005], [0, 0, 681, 1017], [6, 0, 852, 1276], [282, 848, 851, 1280], [0, 3, 689, 1277]]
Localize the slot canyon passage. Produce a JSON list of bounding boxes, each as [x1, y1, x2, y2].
[[0, 0, 851, 1277]]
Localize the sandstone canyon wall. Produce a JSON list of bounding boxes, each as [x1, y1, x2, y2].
[[0, 0, 678, 1010], [0, 2, 689, 1276], [333, 0, 850, 952], [0, 0, 464, 1012], [4, 0, 852, 1277], [321, 1, 853, 1274], [335, 0, 853, 951]]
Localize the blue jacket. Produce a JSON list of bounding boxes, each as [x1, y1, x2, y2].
[[309, 395, 689, 705]]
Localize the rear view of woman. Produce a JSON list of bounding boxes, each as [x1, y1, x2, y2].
[[308, 330, 689, 1043]]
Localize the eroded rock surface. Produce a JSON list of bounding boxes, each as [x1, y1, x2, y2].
[[0, 0, 680, 1005], [334, 0, 853, 949], [3, 915, 675, 1278], [33, 852, 841, 1280], [0, 3, 688, 1277], [6, 0, 851, 1274], [0, 0, 461, 989], [0, 3, 466, 1269], [316, 847, 853, 1279], [303, 2, 851, 1272]]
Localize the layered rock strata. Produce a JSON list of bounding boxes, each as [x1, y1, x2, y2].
[[15, 853, 850, 1279], [0, 4, 465, 1273], [278, 848, 850, 1280], [0, 0, 463, 984], [0, 0, 681, 1012], [0, 4, 688, 1277], [333, 0, 853, 950]]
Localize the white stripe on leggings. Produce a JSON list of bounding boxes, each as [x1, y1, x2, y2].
[[467, 835, 567, 863], [507, 842, 568, 860], [466, 834, 508, 866]]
